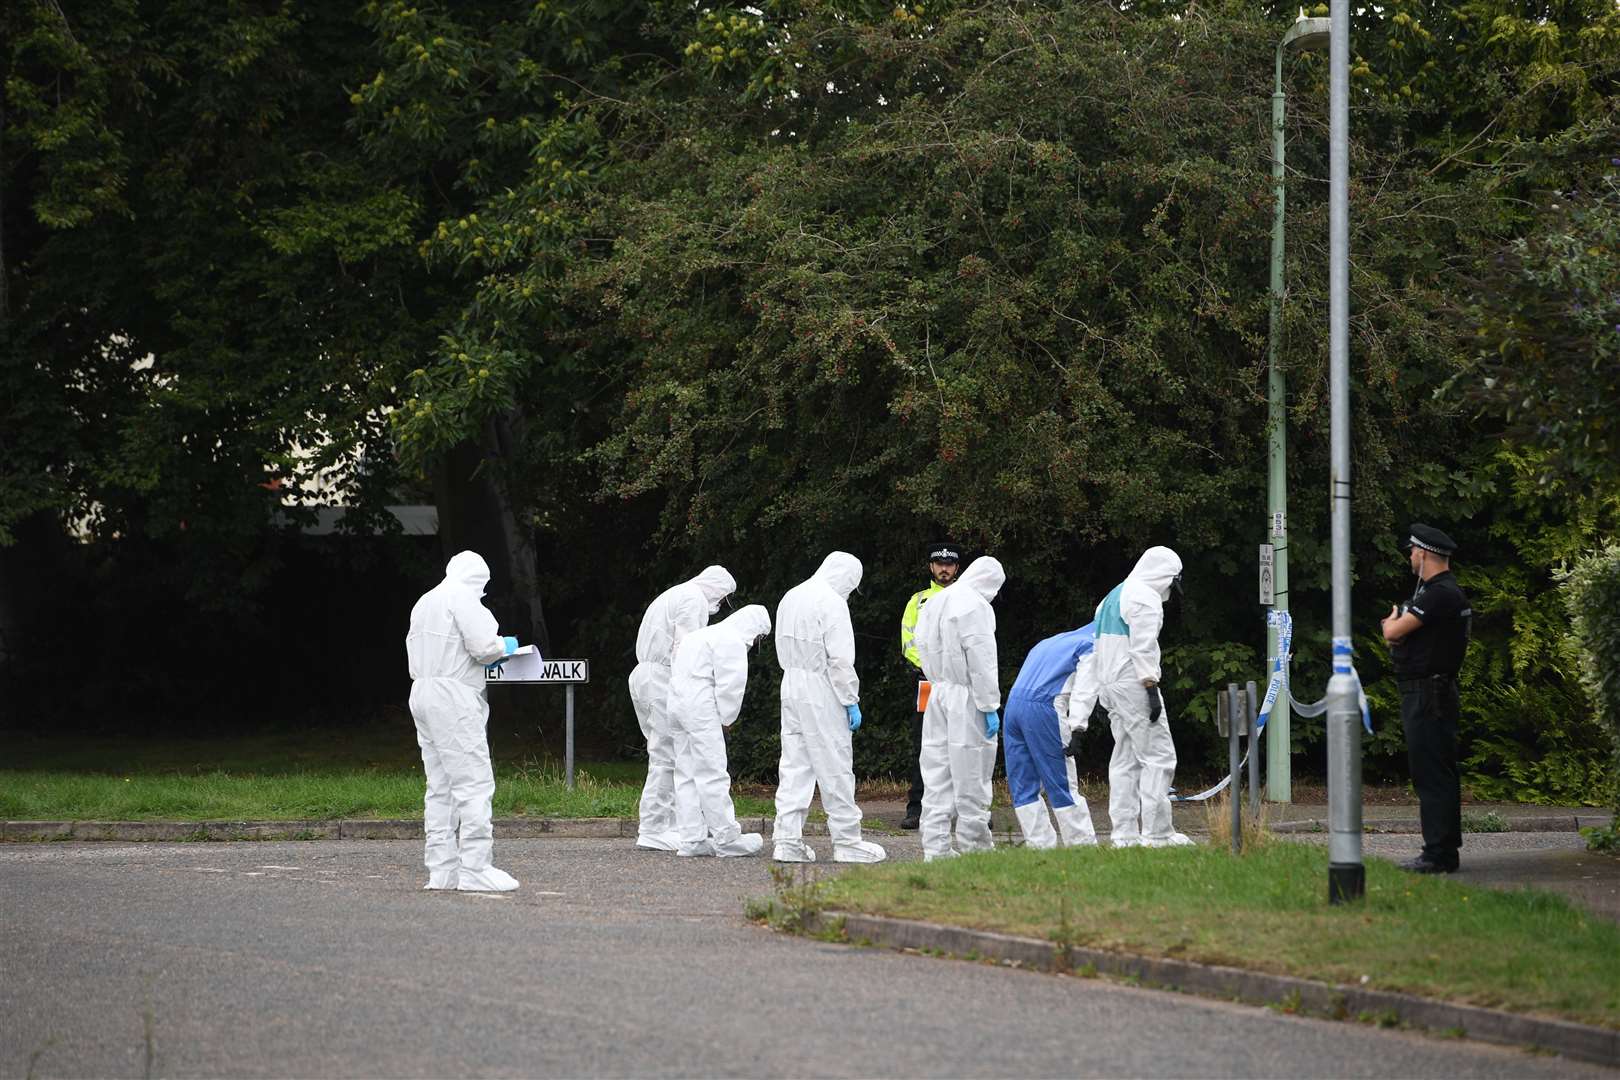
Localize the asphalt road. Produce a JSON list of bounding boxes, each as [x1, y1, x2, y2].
[[1, 836, 1609, 1079]]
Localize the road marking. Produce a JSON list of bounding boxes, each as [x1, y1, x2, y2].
[[258, 865, 301, 871], [533, 891, 565, 897], [193, 868, 230, 873]]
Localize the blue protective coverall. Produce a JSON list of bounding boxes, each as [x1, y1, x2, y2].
[[1003, 624, 1100, 848]]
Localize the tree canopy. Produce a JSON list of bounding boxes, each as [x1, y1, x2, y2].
[[3, 0, 1616, 797]]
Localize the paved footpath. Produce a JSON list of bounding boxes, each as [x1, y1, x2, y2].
[[2, 835, 1613, 1079]]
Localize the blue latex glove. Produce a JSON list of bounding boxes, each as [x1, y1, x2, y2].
[[983, 710, 1000, 738], [503, 636, 519, 655], [846, 703, 863, 732]]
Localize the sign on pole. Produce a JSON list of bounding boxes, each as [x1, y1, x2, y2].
[[1259, 544, 1276, 606], [485, 656, 590, 789], [485, 657, 589, 683]]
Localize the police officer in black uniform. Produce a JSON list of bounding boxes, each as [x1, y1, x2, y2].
[[1380, 524, 1472, 874]]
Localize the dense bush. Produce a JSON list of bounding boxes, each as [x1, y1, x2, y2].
[[1562, 545, 1620, 819]]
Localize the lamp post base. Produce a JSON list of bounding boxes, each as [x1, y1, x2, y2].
[[1328, 862, 1365, 904]]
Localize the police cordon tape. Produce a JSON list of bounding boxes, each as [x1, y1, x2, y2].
[[1171, 612, 1372, 804]]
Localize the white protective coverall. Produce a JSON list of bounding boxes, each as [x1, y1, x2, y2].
[[772, 552, 886, 864], [1072, 545, 1192, 847], [668, 604, 772, 857], [405, 551, 519, 891], [628, 566, 737, 852], [914, 556, 1005, 861]]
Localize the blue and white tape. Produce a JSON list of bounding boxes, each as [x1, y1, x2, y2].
[[1256, 612, 1372, 735]]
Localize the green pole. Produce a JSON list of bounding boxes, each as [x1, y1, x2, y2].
[[1264, 16, 1329, 803], [1266, 42, 1293, 804]]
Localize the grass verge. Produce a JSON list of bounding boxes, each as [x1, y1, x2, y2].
[[813, 839, 1620, 1030], [0, 765, 774, 821], [1, 727, 776, 821]]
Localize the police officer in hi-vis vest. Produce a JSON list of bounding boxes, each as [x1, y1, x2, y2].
[[898, 540, 961, 830]]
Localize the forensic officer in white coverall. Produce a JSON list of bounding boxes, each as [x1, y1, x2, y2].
[[1071, 546, 1193, 848], [668, 604, 773, 858], [405, 551, 522, 892], [628, 566, 737, 852], [914, 555, 1005, 862], [771, 552, 887, 864]]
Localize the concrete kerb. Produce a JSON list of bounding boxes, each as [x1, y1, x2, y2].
[[0, 817, 851, 843], [3, 813, 1611, 843], [803, 911, 1620, 1069], [1272, 815, 1611, 835]]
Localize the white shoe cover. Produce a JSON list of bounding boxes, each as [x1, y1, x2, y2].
[[715, 832, 765, 858], [676, 839, 715, 857], [922, 850, 960, 863], [1110, 835, 1142, 849], [424, 870, 458, 890], [832, 839, 887, 863], [636, 829, 682, 852], [458, 866, 519, 892], [773, 840, 817, 863], [1143, 831, 1196, 848]]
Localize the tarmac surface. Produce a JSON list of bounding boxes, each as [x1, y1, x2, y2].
[[3, 829, 1616, 1078]]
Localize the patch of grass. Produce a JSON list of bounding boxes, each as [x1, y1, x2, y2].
[[0, 727, 770, 821], [747, 862, 829, 933], [1201, 791, 1274, 850], [815, 840, 1620, 1029], [1581, 821, 1620, 852], [1461, 810, 1508, 833], [0, 763, 773, 821]]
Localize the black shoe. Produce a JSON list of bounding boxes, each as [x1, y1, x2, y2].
[[900, 813, 920, 831], [1399, 855, 1459, 874]]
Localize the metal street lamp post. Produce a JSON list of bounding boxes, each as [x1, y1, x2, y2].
[[1266, 15, 1330, 805], [1326, 0, 1365, 905]]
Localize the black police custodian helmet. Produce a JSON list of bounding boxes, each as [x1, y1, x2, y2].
[[925, 540, 962, 564], [1403, 524, 1458, 557]]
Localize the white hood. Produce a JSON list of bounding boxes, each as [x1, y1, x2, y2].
[[690, 565, 737, 608], [956, 556, 1005, 603], [812, 552, 863, 599], [444, 550, 492, 595], [717, 604, 771, 645], [1127, 547, 1182, 601]]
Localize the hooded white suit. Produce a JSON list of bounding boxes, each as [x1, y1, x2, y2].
[[629, 566, 737, 851], [1073, 546, 1191, 847], [405, 551, 519, 891], [772, 552, 886, 863], [914, 555, 1005, 860], [668, 604, 772, 857]]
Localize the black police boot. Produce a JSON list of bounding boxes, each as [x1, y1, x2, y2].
[[900, 808, 921, 830], [1399, 855, 1458, 874]]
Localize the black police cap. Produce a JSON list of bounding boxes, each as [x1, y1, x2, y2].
[[926, 540, 962, 563], [1404, 524, 1457, 557]]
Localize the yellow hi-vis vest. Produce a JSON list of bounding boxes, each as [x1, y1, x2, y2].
[[899, 580, 943, 669]]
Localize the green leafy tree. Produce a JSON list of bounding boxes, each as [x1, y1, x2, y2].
[[2, 1, 427, 581]]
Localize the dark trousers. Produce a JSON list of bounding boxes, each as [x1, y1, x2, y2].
[[1400, 675, 1462, 866], [905, 706, 925, 818]]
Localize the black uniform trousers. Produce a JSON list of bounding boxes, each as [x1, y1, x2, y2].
[[1399, 674, 1462, 867]]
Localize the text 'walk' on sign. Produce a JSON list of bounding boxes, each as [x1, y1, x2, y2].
[[486, 656, 590, 684]]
